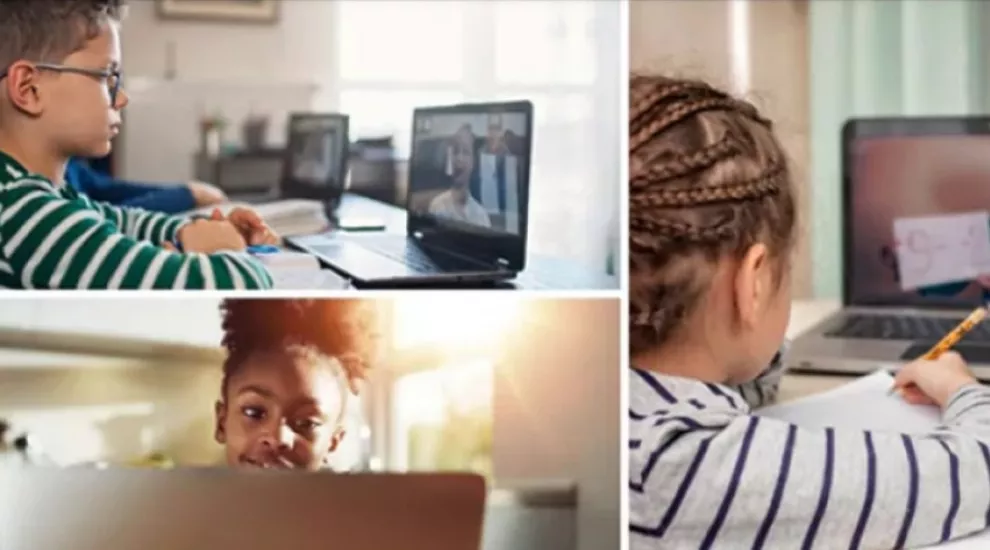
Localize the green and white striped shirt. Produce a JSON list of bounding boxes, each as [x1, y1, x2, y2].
[[0, 152, 273, 290]]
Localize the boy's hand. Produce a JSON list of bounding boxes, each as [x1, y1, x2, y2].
[[187, 181, 227, 208], [893, 351, 979, 408], [214, 207, 279, 246], [175, 218, 247, 253]]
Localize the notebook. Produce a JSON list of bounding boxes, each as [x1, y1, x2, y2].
[[757, 370, 987, 548], [249, 249, 350, 290]]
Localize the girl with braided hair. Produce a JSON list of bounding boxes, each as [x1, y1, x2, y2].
[[628, 75, 990, 549], [213, 298, 377, 471]]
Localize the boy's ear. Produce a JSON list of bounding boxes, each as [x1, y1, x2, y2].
[[4, 62, 43, 116], [214, 400, 227, 444]]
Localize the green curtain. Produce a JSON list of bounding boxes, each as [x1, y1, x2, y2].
[[809, 0, 990, 297]]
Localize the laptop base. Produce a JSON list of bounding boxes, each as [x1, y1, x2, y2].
[[787, 308, 990, 381], [288, 234, 516, 287]]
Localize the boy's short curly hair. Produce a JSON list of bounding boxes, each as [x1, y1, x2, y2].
[[219, 299, 378, 395], [0, 0, 125, 70]]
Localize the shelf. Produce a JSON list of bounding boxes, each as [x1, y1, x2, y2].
[[0, 328, 223, 369]]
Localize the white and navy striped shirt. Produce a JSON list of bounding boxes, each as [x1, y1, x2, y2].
[[630, 351, 990, 549]]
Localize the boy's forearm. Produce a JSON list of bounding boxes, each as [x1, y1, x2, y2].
[[0, 183, 272, 290], [93, 199, 186, 244]]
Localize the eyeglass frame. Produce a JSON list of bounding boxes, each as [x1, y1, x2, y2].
[[0, 62, 123, 106]]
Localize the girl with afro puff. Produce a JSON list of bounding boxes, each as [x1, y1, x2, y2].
[[214, 298, 377, 470]]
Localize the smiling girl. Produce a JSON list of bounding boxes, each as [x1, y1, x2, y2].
[[214, 299, 378, 471]]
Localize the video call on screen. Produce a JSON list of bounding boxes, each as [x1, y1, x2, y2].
[[848, 135, 990, 306], [410, 111, 529, 235], [290, 123, 342, 187]]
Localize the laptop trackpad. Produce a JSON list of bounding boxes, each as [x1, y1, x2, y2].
[[901, 343, 990, 364], [309, 242, 413, 278]]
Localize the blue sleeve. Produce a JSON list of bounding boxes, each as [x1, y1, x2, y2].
[[118, 185, 196, 214], [65, 158, 195, 214]]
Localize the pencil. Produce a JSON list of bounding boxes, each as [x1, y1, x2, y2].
[[889, 306, 989, 395]]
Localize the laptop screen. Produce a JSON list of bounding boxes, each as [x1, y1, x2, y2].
[[406, 101, 532, 269], [281, 114, 349, 203], [847, 121, 990, 308]]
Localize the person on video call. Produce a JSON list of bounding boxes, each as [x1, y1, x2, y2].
[[292, 131, 334, 182], [428, 124, 491, 228], [66, 157, 226, 214], [476, 114, 519, 232]]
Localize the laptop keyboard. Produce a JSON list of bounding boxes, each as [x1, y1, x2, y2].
[[359, 239, 436, 272], [826, 313, 990, 343]]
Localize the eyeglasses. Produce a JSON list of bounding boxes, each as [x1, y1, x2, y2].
[[0, 62, 123, 106]]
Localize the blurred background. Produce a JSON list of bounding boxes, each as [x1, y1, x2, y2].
[[633, 0, 990, 299], [0, 296, 619, 550], [111, 0, 621, 274]]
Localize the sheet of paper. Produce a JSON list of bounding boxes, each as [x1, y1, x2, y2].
[[756, 370, 941, 434], [926, 531, 990, 549], [269, 268, 351, 290], [893, 211, 990, 291]]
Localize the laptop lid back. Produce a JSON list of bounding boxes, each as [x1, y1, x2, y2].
[[0, 469, 486, 550], [406, 101, 533, 271], [843, 116, 990, 309], [281, 113, 350, 208]]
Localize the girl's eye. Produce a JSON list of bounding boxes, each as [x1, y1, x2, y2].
[[241, 405, 265, 420], [293, 418, 322, 432]]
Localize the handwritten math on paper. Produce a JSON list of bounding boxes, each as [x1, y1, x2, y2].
[[893, 211, 990, 291]]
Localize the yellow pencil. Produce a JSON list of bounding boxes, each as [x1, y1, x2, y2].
[[890, 306, 989, 394]]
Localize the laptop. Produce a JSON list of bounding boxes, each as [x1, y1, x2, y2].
[[190, 113, 349, 237], [287, 100, 533, 286], [787, 116, 990, 380], [0, 468, 486, 550]]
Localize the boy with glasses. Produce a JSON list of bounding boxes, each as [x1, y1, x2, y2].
[[0, 0, 276, 289]]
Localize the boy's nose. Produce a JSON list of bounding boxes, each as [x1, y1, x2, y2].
[[115, 88, 129, 109]]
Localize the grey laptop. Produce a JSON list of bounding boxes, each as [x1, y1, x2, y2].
[[288, 100, 533, 286], [787, 116, 990, 380], [0, 468, 486, 550]]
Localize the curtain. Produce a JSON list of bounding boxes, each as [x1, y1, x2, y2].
[[810, 0, 990, 297]]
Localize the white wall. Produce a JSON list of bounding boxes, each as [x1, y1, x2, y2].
[[116, 0, 339, 181], [120, 0, 337, 97], [630, 0, 812, 298], [493, 299, 620, 550]]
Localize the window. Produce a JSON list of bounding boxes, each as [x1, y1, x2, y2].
[[332, 0, 620, 270], [391, 360, 493, 478], [371, 297, 519, 477]]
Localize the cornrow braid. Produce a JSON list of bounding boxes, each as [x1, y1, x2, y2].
[[627, 74, 797, 355], [630, 136, 741, 189], [631, 161, 785, 209]]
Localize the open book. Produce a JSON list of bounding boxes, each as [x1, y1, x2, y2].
[[189, 199, 330, 238], [757, 371, 986, 548]]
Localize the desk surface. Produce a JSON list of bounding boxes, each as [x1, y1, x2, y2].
[[310, 193, 619, 291], [778, 299, 846, 403]]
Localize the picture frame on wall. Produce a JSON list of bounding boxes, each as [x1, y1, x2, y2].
[[157, 0, 280, 24]]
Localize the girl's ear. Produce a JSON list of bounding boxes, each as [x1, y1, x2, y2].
[[328, 427, 346, 453], [214, 400, 228, 444]]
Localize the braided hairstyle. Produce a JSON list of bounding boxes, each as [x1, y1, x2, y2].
[[219, 299, 378, 397], [629, 74, 797, 355]]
